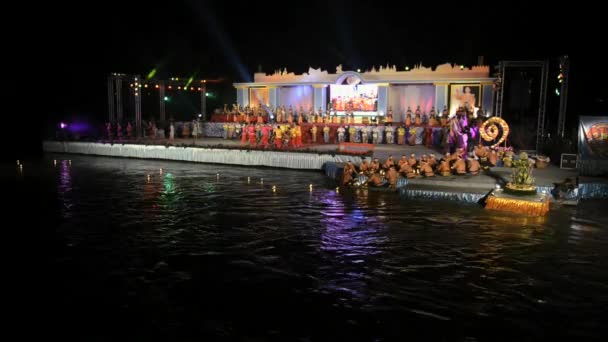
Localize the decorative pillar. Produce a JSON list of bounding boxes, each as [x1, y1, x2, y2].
[[236, 86, 249, 108], [312, 84, 327, 112], [201, 81, 207, 121], [376, 84, 389, 116], [268, 86, 278, 109], [159, 80, 166, 123], [133, 75, 142, 138], [434, 82, 449, 115], [481, 82, 494, 116], [107, 75, 115, 124]]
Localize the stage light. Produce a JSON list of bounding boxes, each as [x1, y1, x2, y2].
[[164, 96, 169, 101], [168, 85, 172, 89], [198, 114, 202, 118], [134, 92, 138, 96], [176, 78, 179, 81], [203, 80, 206, 83], [144, 84, 148, 88], [205, 92, 210, 97], [60, 122, 67, 129], [178, 86, 181, 90], [134, 77, 138, 81], [198, 87, 201, 91], [139, 84, 142, 88], [495, 184, 501, 190], [357, 69, 361, 72], [272, 185, 276, 193], [129, 83, 133, 87], [135, 82, 138, 86], [191, 87, 194, 91], [405, 66, 410, 71], [460, 65, 465, 70], [247, 177, 250, 184], [155, 84, 159, 89], [555, 88, 560, 96]]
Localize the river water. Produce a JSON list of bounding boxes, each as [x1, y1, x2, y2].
[[7, 155, 608, 341]]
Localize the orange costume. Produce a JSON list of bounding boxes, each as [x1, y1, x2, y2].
[[438, 160, 451, 176], [383, 156, 395, 170], [386, 168, 399, 188], [359, 160, 370, 173], [452, 157, 467, 175], [407, 154, 417, 167], [420, 161, 435, 177], [488, 149, 498, 166], [399, 162, 416, 179], [342, 162, 356, 185], [370, 159, 381, 172], [467, 158, 481, 175], [398, 156, 408, 168], [367, 173, 385, 187]]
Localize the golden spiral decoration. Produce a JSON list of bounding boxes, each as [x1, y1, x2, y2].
[[480, 117, 510, 148]]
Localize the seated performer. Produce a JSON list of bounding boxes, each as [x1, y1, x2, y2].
[[437, 159, 451, 176], [399, 160, 417, 179], [383, 155, 395, 170], [370, 158, 381, 172], [359, 158, 370, 174], [488, 148, 498, 167], [407, 153, 417, 168], [367, 172, 386, 187], [398, 155, 408, 168], [386, 166, 399, 189], [452, 154, 467, 175], [467, 154, 481, 175], [342, 161, 357, 185], [419, 160, 435, 177], [428, 154, 437, 168]]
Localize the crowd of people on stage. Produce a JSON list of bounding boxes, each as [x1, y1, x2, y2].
[[102, 102, 488, 157], [217, 103, 487, 154], [102, 119, 204, 141], [341, 144, 501, 188]]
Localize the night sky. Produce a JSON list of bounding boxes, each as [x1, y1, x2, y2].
[[7, 1, 606, 156]]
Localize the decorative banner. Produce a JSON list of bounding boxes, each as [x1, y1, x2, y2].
[[578, 116, 608, 176], [579, 116, 608, 159], [480, 117, 510, 148]]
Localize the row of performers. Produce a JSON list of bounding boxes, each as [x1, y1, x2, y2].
[[222, 104, 478, 126], [223, 122, 453, 146], [341, 149, 495, 188]]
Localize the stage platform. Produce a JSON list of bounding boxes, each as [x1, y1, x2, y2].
[[43, 138, 608, 202]]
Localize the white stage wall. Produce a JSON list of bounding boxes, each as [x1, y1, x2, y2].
[[278, 86, 313, 110], [388, 85, 436, 122]]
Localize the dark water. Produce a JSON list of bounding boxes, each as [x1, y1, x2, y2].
[[6, 155, 608, 341]]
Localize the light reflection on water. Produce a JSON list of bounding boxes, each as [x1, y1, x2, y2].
[[8, 154, 608, 341]]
